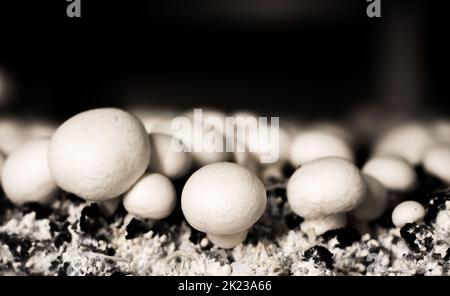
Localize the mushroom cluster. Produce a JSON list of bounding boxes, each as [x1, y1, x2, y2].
[[1, 104, 450, 253]]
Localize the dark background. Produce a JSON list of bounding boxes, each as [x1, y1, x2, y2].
[[0, 0, 446, 121]]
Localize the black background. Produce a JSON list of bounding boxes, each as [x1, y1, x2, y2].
[[0, 276, 448, 295], [0, 0, 447, 121]]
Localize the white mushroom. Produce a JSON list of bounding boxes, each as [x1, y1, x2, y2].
[[374, 122, 434, 165], [287, 157, 366, 219], [351, 175, 389, 221], [0, 118, 28, 155], [181, 162, 266, 249], [436, 207, 450, 236], [422, 143, 450, 184], [149, 133, 192, 179], [391, 200, 425, 227], [362, 155, 417, 192], [123, 173, 176, 220], [48, 108, 151, 201], [289, 129, 353, 167], [1, 138, 58, 206]]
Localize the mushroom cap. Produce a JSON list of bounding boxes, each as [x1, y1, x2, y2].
[[362, 155, 417, 192], [2, 138, 58, 206], [287, 157, 366, 219], [391, 200, 425, 227], [181, 162, 267, 235], [48, 108, 151, 201], [289, 130, 353, 167], [123, 173, 176, 219], [374, 123, 433, 165], [351, 175, 389, 221], [149, 133, 192, 179], [422, 144, 450, 184]]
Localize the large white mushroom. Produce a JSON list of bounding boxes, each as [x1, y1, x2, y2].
[[181, 162, 267, 248], [287, 157, 366, 237], [48, 108, 151, 201]]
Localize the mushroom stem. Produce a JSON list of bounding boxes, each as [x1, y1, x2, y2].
[[300, 214, 347, 240], [207, 230, 248, 249]]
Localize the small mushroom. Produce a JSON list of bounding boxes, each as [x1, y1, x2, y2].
[[289, 129, 353, 167], [123, 173, 176, 220], [374, 122, 433, 165], [422, 143, 450, 184], [391, 200, 425, 227], [149, 133, 192, 179], [1, 138, 58, 206], [287, 157, 366, 237], [48, 108, 151, 201], [181, 162, 267, 249], [362, 155, 417, 192], [351, 175, 389, 221]]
